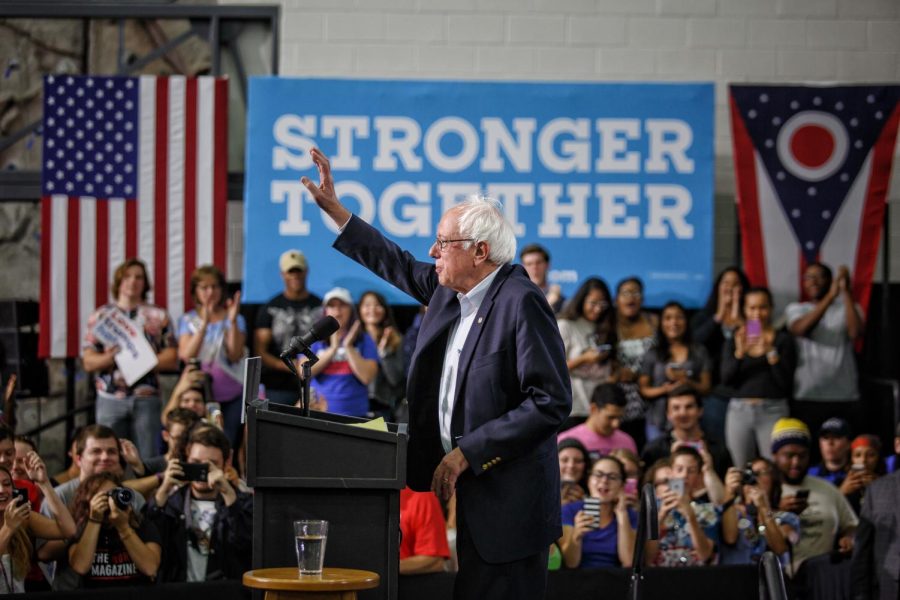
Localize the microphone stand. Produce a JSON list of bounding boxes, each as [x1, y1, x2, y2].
[[628, 483, 659, 600], [280, 342, 318, 418]]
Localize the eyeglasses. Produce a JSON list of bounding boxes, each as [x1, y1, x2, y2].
[[433, 237, 474, 252], [584, 300, 610, 310], [590, 471, 623, 483], [619, 291, 642, 299]]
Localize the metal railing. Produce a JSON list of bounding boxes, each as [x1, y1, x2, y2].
[[628, 483, 659, 600], [758, 551, 789, 600]]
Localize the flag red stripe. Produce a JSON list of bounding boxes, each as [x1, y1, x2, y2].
[[154, 77, 169, 311], [854, 103, 900, 316], [95, 200, 109, 310], [38, 197, 52, 358], [66, 197, 81, 357], [212, 78, 228, 270], [184, 78, 198, 313], [729, 93, 768, 288], [125, 197, 138, 259]]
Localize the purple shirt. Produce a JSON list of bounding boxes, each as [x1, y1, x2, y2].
[[558, 424, 638, 459]]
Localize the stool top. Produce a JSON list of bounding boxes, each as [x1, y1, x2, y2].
[[243, 567, 380, 592]]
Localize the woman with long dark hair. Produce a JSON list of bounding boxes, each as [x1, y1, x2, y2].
[[358, 290, 406, 420], [639, 302, 712, 443], [557, 278, 618, 430], [690, 267, 749, 443], [615, 277, 658, 451], [68, 473, 161, 588]]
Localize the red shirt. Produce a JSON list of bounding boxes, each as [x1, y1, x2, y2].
[[399, 487, 450, 560]]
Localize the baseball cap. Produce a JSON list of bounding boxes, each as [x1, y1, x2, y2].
[[323, 287, 353, 306], [819, 417, 851, 439], [279, 249, 307, 273]]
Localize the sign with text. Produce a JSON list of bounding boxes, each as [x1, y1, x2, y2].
[[244, 78, 714, 307]]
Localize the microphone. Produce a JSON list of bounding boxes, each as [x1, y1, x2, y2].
[[279, 316, 340, 359]]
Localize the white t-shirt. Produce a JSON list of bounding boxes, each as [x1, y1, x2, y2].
[[784, 298, 861, 401], [186, 499, 217, 582], [782, 475, 858, 574], [557, 317, 614, 417]]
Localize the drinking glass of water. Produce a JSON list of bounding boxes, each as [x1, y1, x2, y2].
[[294, 520, 328, 576]]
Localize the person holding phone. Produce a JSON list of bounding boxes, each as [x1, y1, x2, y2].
[[647, 446, 718, 566], [557, 439, 590, 507], [721, 287, 797, 467], [639, 301, 713, 443], [0, 464, 75, 593], [560, 456, 637, 568], [720, 458, 800, 565], [146, 425, 252, 582], [556, 278, 618, 430], [843, 434, 885, 515], [770, 419, 857, 585]]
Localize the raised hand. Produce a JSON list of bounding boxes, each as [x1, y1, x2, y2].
[[300, 148, 351, 226], [226, 291, 242, 323], [24, 451, 49, 486]]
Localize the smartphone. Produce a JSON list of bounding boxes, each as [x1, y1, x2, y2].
[[746, 318, 762, 342], [582, 497, 601, 528], [680, 439, 705, 452], [795, 489, 810, 501], [180, 462, 210, 483], [668, 477, 685, 496], [624, 477, 638, 497], [850, 464, 866, 472], [11, 488, 29, 506]]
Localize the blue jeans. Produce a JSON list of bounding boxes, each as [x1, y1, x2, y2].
[[725, 398, 789, 467], [95, 392, 162, 460], [700, 394, 729, 443]]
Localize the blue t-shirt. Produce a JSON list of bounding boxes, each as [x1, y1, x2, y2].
[[562, 500, 638, 568], [310, 333, 378, 417], [807, 463, 848, 487]]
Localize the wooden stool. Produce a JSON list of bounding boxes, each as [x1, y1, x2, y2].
[[243, 567, 380, 600]]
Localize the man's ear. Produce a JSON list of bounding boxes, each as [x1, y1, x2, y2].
[[473, 241, 490, 263]]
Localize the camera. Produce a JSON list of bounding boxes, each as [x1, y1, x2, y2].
[[107, 487, 134, 510], [741, 464, 757, 486]]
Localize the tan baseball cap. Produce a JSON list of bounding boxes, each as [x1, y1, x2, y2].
[[279, 249, 307, 273]]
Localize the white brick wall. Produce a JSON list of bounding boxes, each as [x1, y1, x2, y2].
[[220, 0, 900, 279]]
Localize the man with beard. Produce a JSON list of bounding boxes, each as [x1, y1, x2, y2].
[[771, 418, 857, 597], [254, 249, 322, 405], [785, 263, 863, 441]]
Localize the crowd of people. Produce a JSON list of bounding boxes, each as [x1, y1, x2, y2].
[[1, 239, 897, 597]]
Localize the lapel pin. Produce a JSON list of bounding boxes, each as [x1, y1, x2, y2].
[[477, 317, 483, 324]]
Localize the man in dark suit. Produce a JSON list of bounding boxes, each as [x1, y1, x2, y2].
[[851, 469, 900, 600], [302, 148, 572, 599]]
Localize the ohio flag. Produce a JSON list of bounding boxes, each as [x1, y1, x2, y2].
[[730, 84, 900, 314]]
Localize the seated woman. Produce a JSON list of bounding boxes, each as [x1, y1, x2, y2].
[[844, 434, 885, 514], [558, 439, 590, 507], [0, 464, 75, 593], [307, 288, 378, 418], [560, 456, 637, 569], [639, 301, 712, 442], [720, 458, 799, 565], [68, 473, 161, 588], [609, 448, 643, 509], [647, 446, 718, 567]]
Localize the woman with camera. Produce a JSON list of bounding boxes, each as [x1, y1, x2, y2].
[[557, 278, 618, 430], [639, 301, 712, 443], [720, 458, 799, 565], [69, 473, 161, 587], [560, 456, 637, 569]]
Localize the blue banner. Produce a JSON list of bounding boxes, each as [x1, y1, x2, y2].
[[244, 78, 714, 308]]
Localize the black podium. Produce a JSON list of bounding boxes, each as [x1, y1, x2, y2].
[[246, 401, 407, 600]]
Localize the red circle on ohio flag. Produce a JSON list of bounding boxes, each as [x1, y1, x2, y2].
[[791, 125, 835, 168]]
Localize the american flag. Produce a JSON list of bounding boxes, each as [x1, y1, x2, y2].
[[39, 75, 229, 358], [729, 84, 900, 314]]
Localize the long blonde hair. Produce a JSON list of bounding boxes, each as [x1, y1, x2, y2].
[[0, 466, 33, 580]]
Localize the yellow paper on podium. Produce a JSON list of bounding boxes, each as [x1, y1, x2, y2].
[[349, 417, 389, 432]]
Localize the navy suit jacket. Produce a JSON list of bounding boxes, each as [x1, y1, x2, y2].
[[334, 216, 572, 563], [851, 470, 900, 600]]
